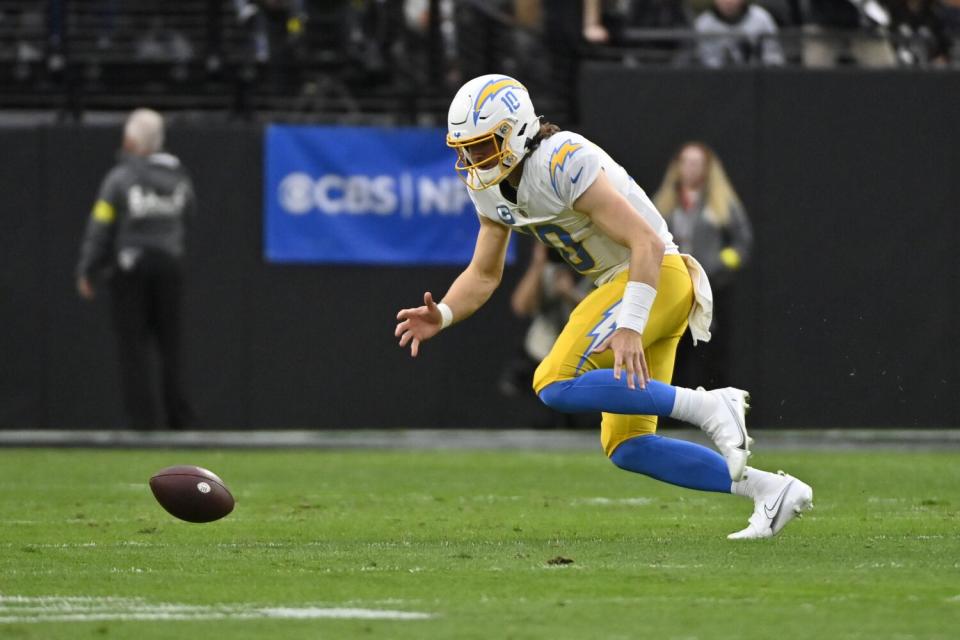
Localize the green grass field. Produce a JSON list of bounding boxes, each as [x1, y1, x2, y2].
[[1, 446, 958, 639]]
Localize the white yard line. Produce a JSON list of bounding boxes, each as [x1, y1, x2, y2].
[[572, 497, 654, 506], [0, 595, 433, 623]]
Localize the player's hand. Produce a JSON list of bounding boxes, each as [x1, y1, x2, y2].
[[531, 243, 548, 266], [77, 276, 95, 300], [395, 291, 443, 358], [593, 327, 649, 390], [583, 23, 609, 44], [552, 269, 576, 298]]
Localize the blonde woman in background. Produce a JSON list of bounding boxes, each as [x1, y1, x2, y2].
[[655, 142, 753, 389]]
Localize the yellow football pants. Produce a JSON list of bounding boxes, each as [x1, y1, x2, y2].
[[532, 254, 693, 457]]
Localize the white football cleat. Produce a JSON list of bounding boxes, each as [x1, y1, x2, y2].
[[699, 387, 753, 481], [727, 471, 814, 540]]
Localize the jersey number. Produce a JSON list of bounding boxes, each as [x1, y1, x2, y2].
[[501, 91, 521, 113], [532, 224, 595, 274]]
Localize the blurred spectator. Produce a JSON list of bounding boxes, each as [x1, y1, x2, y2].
[[583, 0, 610, 43], [692, 0, 799, 23], [802, 0, 896, 67], [654, 142, 753, 388], [400, 0, 435, 81], [499, 243, 592, 428], [340, 0, 393, 79], [2, 2, 46, 82], [694, 0, 786, 66], [136, 16, 194, 62], [11, 3, 45, 63], [76, 109, 197, 430], [887, 0, 953, 65], [235, 0, 306, 63], [329, 0, 407, 82]]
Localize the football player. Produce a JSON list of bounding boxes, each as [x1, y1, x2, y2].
[[395, 75, 813, 539]]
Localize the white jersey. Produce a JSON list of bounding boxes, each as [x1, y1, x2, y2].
[[467, 131, 678, 285]]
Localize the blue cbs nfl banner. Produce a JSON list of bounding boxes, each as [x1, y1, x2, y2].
[[264, 125, 513, 265]]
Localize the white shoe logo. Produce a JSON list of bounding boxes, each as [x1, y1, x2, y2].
[[720, 393, 748, 450], [763, 480, 794, 520]]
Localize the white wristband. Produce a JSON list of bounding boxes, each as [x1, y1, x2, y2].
[[437, 302, 454, 329], [617, 282, 657, 335]]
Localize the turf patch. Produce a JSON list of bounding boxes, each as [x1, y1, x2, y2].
[[1, 448, 958, 639]]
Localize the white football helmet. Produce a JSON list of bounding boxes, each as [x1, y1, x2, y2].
[[446, 74, 540, 191]]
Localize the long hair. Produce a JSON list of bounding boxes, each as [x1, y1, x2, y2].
[[525, 120, 562, 154], [653, 142, 741, 227]]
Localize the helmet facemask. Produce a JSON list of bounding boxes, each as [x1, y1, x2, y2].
[[447, 120, 518, 191]]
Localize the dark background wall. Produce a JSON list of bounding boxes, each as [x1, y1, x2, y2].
[[1, 69, 957, 429], [579, 67, 960, 428], [0, 123, 536, 430]]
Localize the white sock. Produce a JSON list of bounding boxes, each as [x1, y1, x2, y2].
[[669, 386, 716, 425], [731, 467, 782, 499]]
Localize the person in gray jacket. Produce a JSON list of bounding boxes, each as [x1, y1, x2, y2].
[[76, 108, 196, 430], [694, 0, 786, 66], [654, 141, 753, 388]]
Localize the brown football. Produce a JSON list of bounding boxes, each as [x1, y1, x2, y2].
[[149, 465, 235, 523]]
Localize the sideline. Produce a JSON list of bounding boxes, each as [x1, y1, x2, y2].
[[1, 429, 958, 450]]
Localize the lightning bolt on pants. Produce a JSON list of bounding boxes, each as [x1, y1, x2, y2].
[[533, 255, 693, 457]]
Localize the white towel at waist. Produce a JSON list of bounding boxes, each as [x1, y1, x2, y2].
[[680, 254, 713, 345]]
